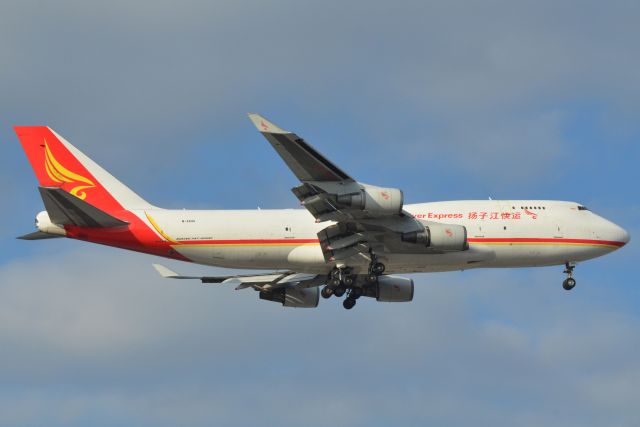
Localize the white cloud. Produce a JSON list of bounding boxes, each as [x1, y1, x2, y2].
[[0, 247, 638, 426]]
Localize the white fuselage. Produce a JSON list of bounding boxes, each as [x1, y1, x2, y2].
[[140, 200, 629, 274]]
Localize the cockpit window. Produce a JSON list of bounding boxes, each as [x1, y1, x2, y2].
[[577, 205, 589, 211]]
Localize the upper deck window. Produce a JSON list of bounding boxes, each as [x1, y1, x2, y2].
[[577, 205, 589, 211]]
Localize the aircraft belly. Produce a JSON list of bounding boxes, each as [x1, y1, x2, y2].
[[173, 244, 327, 271], [172, 240, 612, 273], [382, 246, 496, 273], [470, 243, 614, 267]]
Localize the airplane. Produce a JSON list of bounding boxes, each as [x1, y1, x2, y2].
[[14, 114, 630, 310]]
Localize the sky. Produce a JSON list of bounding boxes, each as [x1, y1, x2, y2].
[[0, 0, 639, 426]]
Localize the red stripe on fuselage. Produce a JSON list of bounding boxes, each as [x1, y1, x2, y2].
[[155, 237, 624, 247], [66, 216, 625, 265], [176, 238, 320, 245]]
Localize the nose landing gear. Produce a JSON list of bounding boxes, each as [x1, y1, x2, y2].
[[562, 262, 576, 291]]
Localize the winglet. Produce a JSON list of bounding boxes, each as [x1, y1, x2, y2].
[[153, 263, 182, 278], [247, 113, 289, 134]]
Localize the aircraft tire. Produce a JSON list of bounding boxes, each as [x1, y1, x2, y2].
[[321, 286, 334, 299], [329, 277, 341, 287], [343, 297, 356, 310], [563, 278, 576, 291], [333, 285, 347, 298]]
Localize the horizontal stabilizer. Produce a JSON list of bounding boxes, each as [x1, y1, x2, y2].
[[152, 263, 202, 280], [17, 231, 64, 240], [39, 187, 129, 228]]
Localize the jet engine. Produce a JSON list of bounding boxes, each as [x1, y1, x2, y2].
[[375, 275, 414, 302], [401, 222, 467, 251], [336, 184, 403, 215], [259, 286, 319, 308]]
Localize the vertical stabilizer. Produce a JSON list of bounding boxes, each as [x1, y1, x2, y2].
[[14, 126, 154, 213]]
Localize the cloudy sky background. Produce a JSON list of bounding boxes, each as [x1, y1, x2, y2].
[[1, 1, 639, 425]]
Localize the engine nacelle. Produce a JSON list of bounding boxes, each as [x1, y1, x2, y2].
[[402, 223, 467, 252], [376, 275, 414, 302], [35, 210, 66, 236], [426, 223, 468, 251], [259, 286, 319, 308], [336, 184, 403, 215]]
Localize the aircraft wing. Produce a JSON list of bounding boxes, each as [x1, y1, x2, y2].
[[152, 264, 324, 290], [247, 114, 353, 183], [248, 114, 449, 267]]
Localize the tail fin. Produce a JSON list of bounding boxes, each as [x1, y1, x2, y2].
[[14, 126, 154, 213]]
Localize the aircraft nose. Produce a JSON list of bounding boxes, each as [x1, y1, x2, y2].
[[612, 223, 630, 247], [620, 227, 630, 245]]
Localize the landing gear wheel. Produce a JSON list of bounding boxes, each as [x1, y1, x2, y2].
[[333, 285, 347, 298], [329, 277, 341, 287], [563, 277, 576, 291], [366, 273, 378, 283], [562, 262, 576, 291], [321, 286, 334, 299], [372, 262, 385, 275], [343, 276, 354, 286], [343, 297, 356, 310]]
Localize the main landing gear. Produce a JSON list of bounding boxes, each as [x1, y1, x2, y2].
[[321, 257, 386, 309], [366, 250, 385, 283], [562, 262, 576, 291], [320, 286, 334, 299], [322, 267, 357, 305]]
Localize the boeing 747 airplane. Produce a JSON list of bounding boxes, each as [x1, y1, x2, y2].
[[15, 115, 630, 309]]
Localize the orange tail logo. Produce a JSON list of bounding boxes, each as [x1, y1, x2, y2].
[[43, 139, 95, 200]]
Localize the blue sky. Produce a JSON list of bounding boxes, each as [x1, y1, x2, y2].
[[0, 1, 639, 426]]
